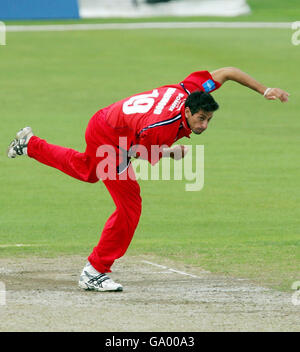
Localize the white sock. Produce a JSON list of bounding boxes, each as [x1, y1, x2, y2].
[[85, 262, 101, 275]]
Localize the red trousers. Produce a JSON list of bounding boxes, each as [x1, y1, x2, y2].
[[27, 110, 142, 273]]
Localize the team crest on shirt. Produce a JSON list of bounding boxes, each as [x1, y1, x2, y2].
[[202, 79, 216, 92]]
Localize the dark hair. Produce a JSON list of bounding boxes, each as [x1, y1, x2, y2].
[[185, 91, 219, 114]]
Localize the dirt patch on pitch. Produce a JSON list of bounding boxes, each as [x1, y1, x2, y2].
[[0, 255, 299, 332]]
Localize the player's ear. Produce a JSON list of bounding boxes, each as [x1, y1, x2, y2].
[[185, 106, 191, 117]]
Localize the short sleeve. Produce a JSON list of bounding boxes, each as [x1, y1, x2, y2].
[[180, 71, 222, 94]]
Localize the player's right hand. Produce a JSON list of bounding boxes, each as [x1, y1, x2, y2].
[[264, 88, 290, 102]]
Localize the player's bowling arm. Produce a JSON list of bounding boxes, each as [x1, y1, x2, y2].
[[211, 67, 267, 94], [210, 67, 289, 102]]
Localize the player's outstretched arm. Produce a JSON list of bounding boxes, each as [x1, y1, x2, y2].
[[210, 67, 290, 103]]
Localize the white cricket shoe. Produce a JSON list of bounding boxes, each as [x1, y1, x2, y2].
[[7, 127, 34, 158], [78, 262, 123, 292]]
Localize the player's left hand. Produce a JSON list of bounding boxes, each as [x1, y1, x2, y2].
[[264, 88, 290, 102], [169, 145, 189, 160]]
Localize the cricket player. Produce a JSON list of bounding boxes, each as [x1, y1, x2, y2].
[[7, 67, 289, 292]]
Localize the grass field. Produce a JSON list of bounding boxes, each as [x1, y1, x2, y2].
[[0, 3, 299, 292]]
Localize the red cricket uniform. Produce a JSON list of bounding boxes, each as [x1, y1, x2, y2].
[[27, 71, 221, 273]]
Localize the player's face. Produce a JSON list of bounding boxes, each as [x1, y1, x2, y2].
[[185, 107, 214, 135]]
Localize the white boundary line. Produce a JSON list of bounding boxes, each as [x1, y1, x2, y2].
[[142, 260, 205, 278], [5, 22, 292, 32], [0, 244, 42, 248]]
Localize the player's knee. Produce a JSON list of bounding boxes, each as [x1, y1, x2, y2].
[[127, 191, 142, 218], [118, 196, 142, 222]]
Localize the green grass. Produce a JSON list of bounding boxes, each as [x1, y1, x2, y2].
[[0, 25, 299, 291], [3, 0, 300, 24]]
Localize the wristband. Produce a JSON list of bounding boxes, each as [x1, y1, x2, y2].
[[263, 88, 272, 97]]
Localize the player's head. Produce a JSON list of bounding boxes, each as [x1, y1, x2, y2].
[[184, 91, 219, 135]]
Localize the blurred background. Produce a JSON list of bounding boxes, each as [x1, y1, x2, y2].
[[0, 0, 299, 22], [0, 0, 251, 20]]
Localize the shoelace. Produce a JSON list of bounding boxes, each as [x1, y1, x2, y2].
[[88, 273, 110, 286], [14, 139, 26, 155]]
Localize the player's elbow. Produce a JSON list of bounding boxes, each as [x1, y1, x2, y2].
[[226, 67, 246, 81], [222, 67, 239, 80], [211, 66, 237, 85]]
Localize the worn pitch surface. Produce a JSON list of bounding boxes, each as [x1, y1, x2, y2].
[[0, 255, 299, 332]]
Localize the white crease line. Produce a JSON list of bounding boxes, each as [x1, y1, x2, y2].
[[142, 261, 168, 269], [142, 260, 202, 278], [5, 21, 292, 33], [0, 244, 42, 248]]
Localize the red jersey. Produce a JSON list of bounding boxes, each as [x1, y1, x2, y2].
[[102, 70, 221, 165]]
